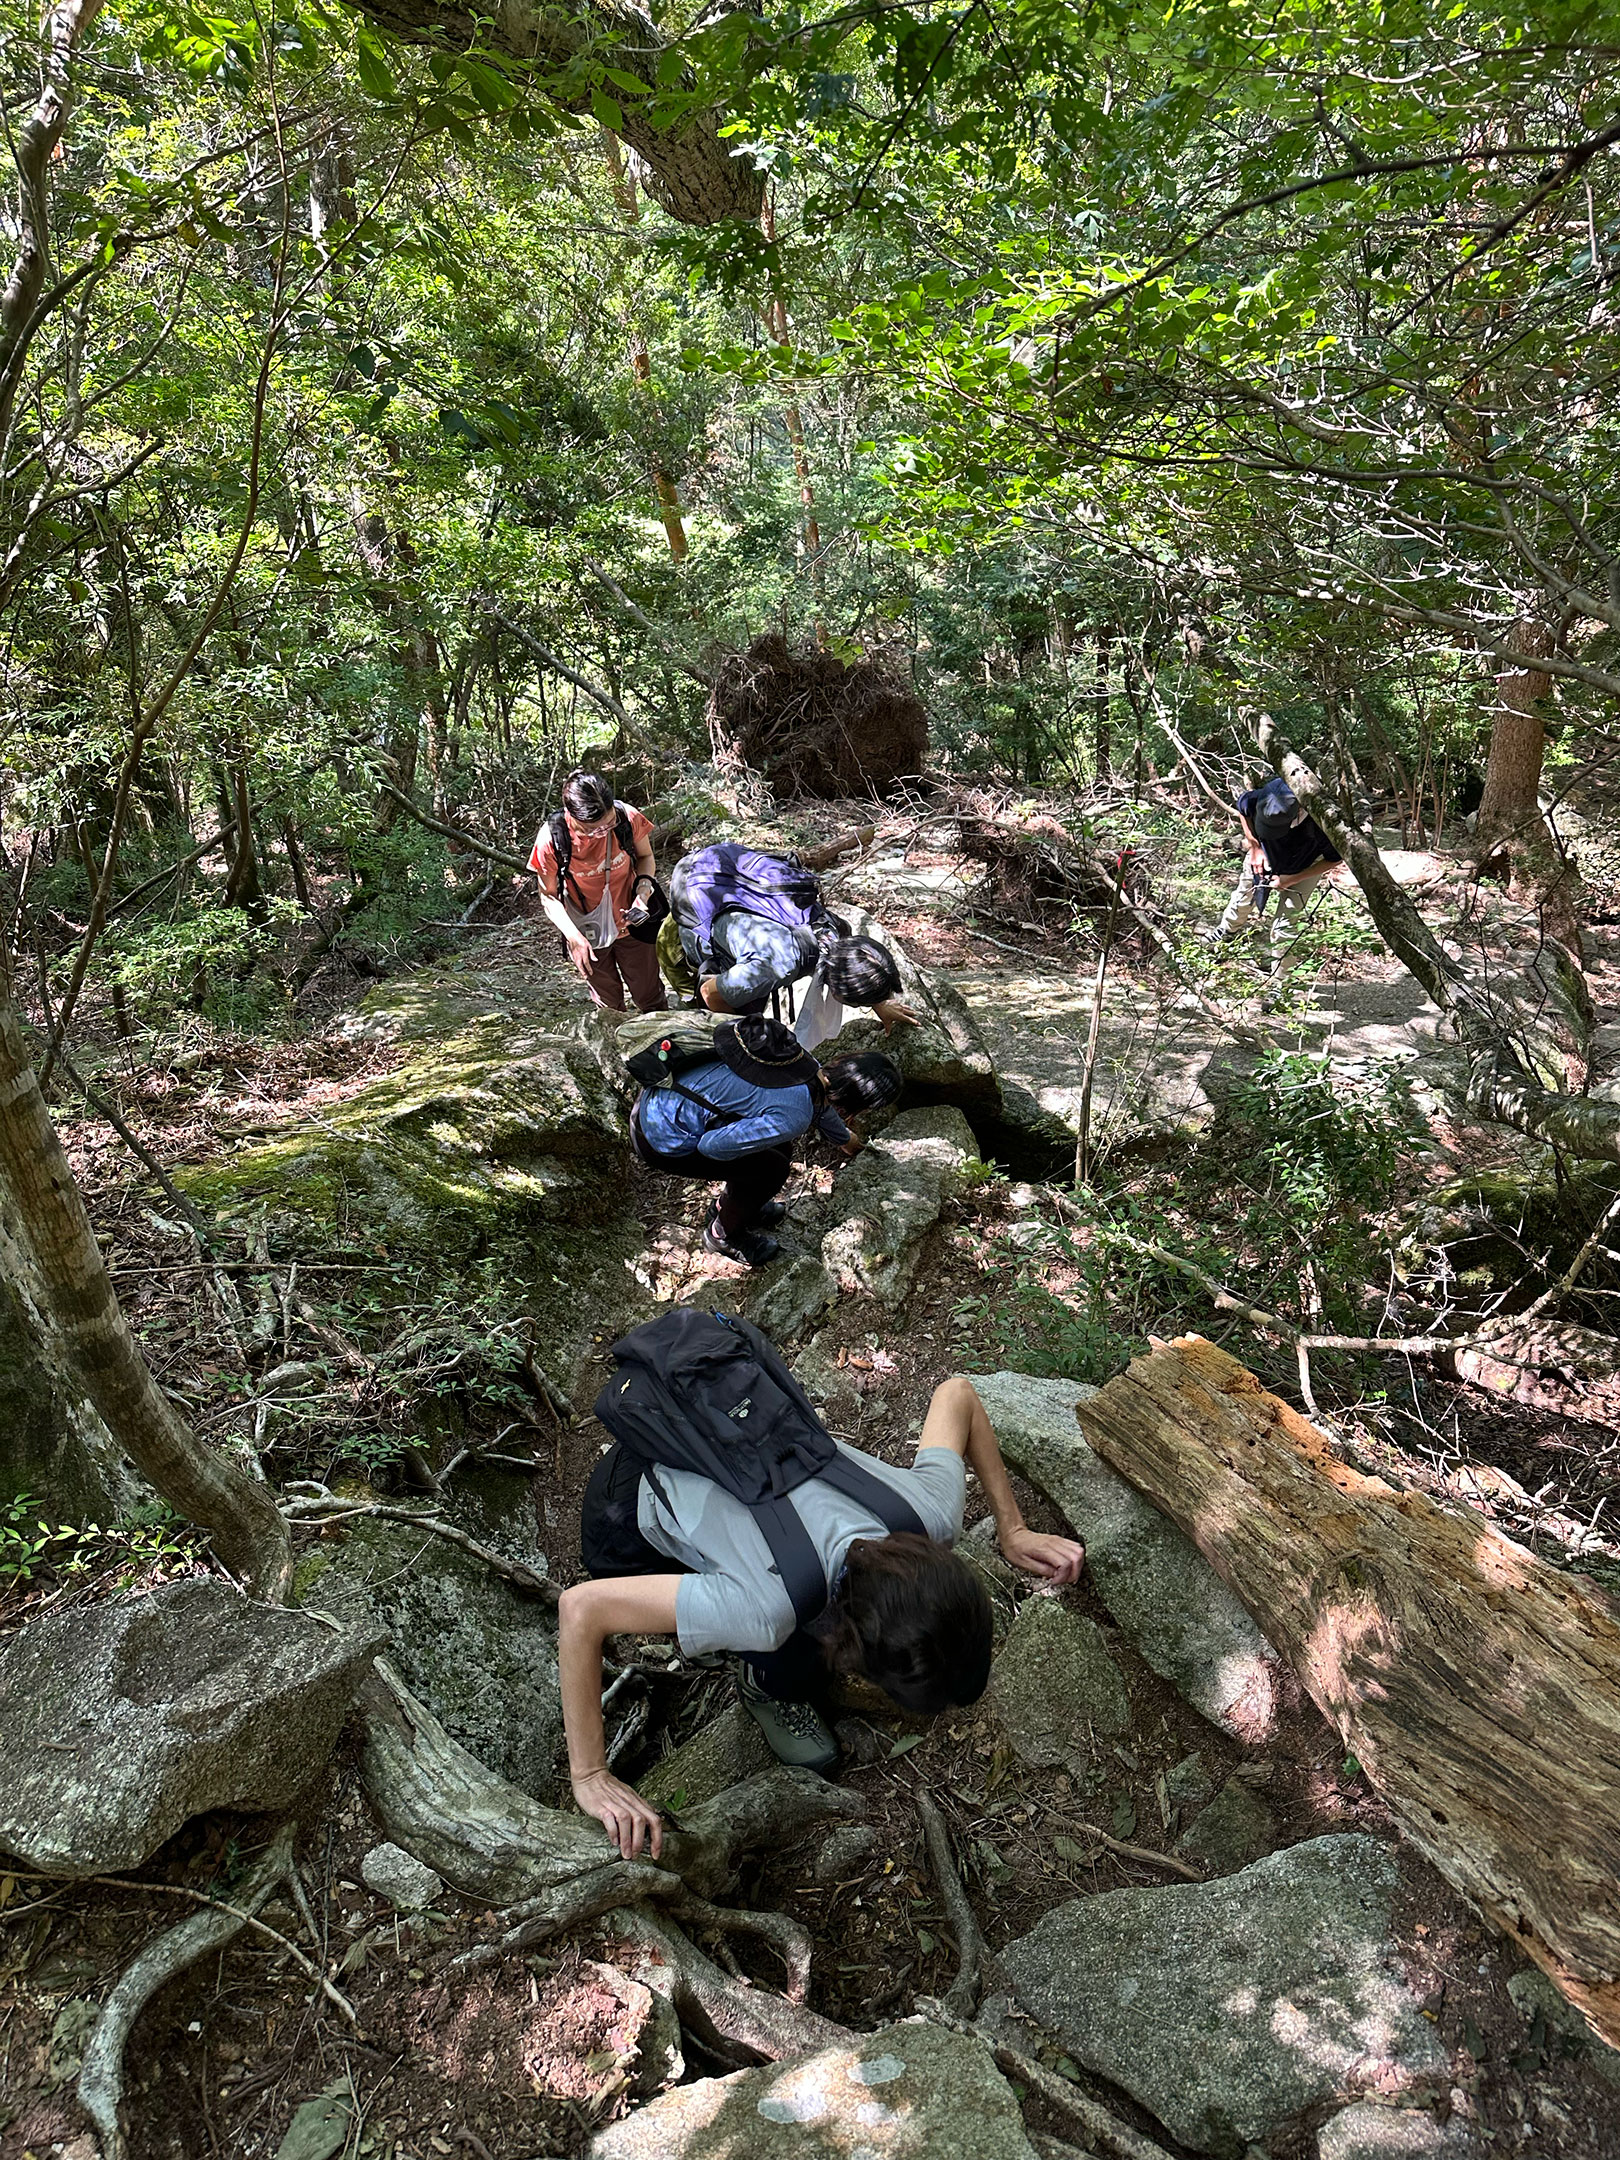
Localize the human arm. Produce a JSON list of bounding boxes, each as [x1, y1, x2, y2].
[[1237, 814, 1266, 875], [871, 996, 924, 1034], [558, 1575, 682, 1858], [541, 889, 591, 958], [917, 1376, 1085, 1583]]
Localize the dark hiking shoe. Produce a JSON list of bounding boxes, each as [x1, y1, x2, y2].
[[703, 1211, 781, 1268], [734, 1663, 838, 1774], [752, 1199, 788, 1229]]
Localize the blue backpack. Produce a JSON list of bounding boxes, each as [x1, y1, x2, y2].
[[675, 843, 835, 969]]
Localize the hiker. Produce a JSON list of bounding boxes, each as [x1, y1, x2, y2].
[[530, 770, 668, 1013], [561, 1312, 1087, 1858], [1211, 774, 1342, 982], [667, 841, 922, 1042], [631, 1012, 901, 1266]]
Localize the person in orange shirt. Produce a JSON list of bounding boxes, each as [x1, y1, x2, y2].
[[529, 770, 667, 1013]]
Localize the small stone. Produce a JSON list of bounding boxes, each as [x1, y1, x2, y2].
[[1318, 2103, 1482, 2160], [991, 1594, 1131, 1777], [1175, 1778, 1277, 1873], [1166, 1752, 1216, 1811], [744, 1254, 837, 1341], [360, 1842, 442, 1912], [812, 1825, 881, 1884]]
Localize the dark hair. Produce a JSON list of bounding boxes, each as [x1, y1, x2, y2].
[[810, 1533, 992, 1714], [823, 935, 903, 1007], [823, 1050, 902, 1119], [561, 769, 614, 823]]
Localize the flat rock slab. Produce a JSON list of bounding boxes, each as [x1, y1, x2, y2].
[[587, 2019, 1037, 2159], [1002, 1833, 1446, 2157], [990, 1594, 1131, 1777], [974, 1371, 1281, 1739], [297, 1515, 563, 1800], [822, 1104, 977, 1304], [0, 1579, 382, 1875]]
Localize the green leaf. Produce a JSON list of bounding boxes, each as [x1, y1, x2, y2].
[[591, 88, 625, 132], [353, 27, 394, 100], [1053, 1836, 1087, 1863], [888, 1733, 924, 1759]]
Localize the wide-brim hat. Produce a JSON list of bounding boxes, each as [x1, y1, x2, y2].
[[717, 1015, 820, 1090]]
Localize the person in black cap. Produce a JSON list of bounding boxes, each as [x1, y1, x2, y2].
[[1211, 774, 1342, 986], [632, 1013, 903, 1266]]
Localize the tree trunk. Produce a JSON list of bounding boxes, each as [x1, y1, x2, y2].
[[760, 196, 826, 647], [1076, 1335, 1620, 2047], [600, 130, 690, 563], [1093, 628, 1111, 778], [0, 985, 289, 1595], [1474, 620, 1583, 951], [220, 764, 264, 915], [346, 0, 761, 226]]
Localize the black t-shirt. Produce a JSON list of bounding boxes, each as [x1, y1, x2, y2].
[[1236, 781, 1342, 878]]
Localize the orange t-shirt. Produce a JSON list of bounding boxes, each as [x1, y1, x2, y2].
[[529, 804, 652, 937]]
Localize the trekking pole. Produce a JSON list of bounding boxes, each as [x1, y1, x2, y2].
[[1074, 850, 1129, 1190]]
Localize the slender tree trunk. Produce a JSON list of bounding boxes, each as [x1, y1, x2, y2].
[[760, 195, 826, 647], [599, 131, 690, 562], [1093, 628, 1111, 778], [1475, 618, 1583, 952], [221, 764, 264, 915], [0, 983, 289, 1596]]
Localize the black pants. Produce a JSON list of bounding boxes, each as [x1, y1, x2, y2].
[[634, 1117, 793, 1238], [580, 1442, 828, 1706]]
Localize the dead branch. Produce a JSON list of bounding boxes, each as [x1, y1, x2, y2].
[[1060, 1818, 1203, 1883], [916, 1792, 984, 2017], [285, 1497, 558, 1602], [75, 1826, 301, 2160], [373, 780, 530, 877]]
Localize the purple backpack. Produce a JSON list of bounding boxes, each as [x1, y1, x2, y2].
[[674, 843, 833, 967]]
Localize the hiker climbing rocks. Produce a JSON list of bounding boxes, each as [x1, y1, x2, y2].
[[1211, 774, 1342, 985], [627, 1012, 901, 1267], [560, 1312, 1087, 1858], [530, 769, 669, 1013], [666, 840, 922, 1046]]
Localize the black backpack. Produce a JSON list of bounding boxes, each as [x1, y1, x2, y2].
[[592, 1308, 927, 1628]]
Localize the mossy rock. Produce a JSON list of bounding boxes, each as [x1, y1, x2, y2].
[[1426, 1161, 1620, 1291], [177, 1015, 629, 1256], [295, 1514, 564, 1799]]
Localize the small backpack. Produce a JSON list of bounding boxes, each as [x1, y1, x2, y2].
[[592, 1308, 927, 1628], [675, 843, 835, 969]]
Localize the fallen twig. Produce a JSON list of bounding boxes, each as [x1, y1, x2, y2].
[[915, 1791, 984, 2018], [1060, 1818, 1202, 1883], [283, 1496, 559, 1602]]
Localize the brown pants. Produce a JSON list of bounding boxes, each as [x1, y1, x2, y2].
[[570, 932, 667, 1013]]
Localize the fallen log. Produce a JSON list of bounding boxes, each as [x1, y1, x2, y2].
[[1074, 1336, 1620, 2046]]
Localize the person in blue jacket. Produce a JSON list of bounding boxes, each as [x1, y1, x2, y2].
[[633, 1015, 902, 1266]]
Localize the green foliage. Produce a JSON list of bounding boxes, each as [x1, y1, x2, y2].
[[0, 1493, 196, 1591], [1225, 1048, 1405, 1234]]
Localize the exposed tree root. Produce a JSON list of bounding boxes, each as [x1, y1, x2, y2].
[[916, 1791, 985, 2017], [77, 1825, 298, 2160], [917, 1999, 1174, 2160], [358, 1662, 863, 1909], [610, 1906, 852, 2066]]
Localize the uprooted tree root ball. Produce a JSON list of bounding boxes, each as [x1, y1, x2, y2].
[[706, 634, 929, 800]]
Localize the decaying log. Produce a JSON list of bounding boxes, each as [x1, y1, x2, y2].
[[1075, 1336, 1620, 2044]]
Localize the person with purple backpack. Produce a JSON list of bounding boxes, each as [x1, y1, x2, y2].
[[668, 842, 921, 1043]]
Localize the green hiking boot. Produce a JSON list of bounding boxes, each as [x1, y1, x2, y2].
[[734, 1662, 838, 1775]]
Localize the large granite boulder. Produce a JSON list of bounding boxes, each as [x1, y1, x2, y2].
[[821, 1104, 977, 1304], [1002, 1834, 1446, 2157], [973, 1372, 1281, 1739], [587, 2018, 1037, 2159], [0, 1579, 382, 1874], [294, 1511, 563, 1799], [1318, 2104, 1480, 2160], [819, 904, 1002, 1124], [642, 1704, 775, 1811], [990, 1594, 1131, 1778]]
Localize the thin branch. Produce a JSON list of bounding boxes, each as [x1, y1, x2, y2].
[[373, 779, 529, 876], [480, 602, 638, 738]]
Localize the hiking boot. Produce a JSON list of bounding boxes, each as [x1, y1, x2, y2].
[[734, 1662, 838, 1774], [752, 1199, 788, 1229], [703, 1209, 781, 1268]]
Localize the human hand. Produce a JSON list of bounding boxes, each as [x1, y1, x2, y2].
[[999, 1523, 1086, 1584], [567, 937, 593, 968], [839, 1135, 865, 1157], [873, 997, 925, 1034], [571, 1768, 663, 1859]]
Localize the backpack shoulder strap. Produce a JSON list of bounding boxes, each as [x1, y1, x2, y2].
[[614, 804, 636, 855], [815, 1453, 928, 1540], [751, 1495, 831, 1630]]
